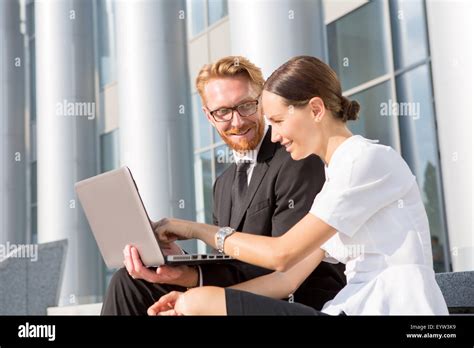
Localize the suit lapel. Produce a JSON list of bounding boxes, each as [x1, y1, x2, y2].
[[230, 128, 277, 230]]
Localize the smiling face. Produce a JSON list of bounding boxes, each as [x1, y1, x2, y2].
[[203, 76, 265, 152], [262, 90, 324, 160]]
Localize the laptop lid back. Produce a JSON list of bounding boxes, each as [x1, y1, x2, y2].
[[75, 167, 165, 268]]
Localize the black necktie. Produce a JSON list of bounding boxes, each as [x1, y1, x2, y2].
[[230, 161, 251, 227]]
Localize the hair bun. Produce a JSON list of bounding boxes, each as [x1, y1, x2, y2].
[[340, 96, 360, 121]]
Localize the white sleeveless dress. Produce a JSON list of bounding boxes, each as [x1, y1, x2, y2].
[[310, 135, 448, 315]]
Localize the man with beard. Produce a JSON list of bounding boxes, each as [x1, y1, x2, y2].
[[101, 56, 345, 315]]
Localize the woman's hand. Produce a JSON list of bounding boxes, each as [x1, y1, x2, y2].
[[152, 218, 195, 243], [147, 291, 185, 316], [159, 241, 185, 256]]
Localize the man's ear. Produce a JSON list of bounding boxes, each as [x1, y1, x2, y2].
[[202, 106, 216, 128], [309, 97, 325, 122]]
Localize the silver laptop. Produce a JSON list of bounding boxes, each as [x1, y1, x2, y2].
[[75, 166, 233, 269]]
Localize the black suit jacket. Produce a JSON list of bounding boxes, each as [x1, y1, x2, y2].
[[200, 128, 346, 310]]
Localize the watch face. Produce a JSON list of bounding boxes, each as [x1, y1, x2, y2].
[[217, 227, 234, 254]]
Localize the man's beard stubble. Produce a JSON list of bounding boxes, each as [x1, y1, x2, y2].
[[219, 116, 265, 152]]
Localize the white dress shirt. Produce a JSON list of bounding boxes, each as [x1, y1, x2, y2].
[[311, 135, 448, 315], [195, 122, 269, 287], [232, 122, 269, 183]]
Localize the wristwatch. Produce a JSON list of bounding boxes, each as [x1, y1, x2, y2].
[[215, 227, 236, 253]]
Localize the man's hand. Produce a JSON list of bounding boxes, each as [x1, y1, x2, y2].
[[123, 244, 199, 287], [147, 291, 185, 316]]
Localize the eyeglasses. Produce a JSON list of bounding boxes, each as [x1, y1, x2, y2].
[[209, 100, 259, 122]]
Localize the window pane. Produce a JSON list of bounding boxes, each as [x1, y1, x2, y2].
[[30, 161, 37, 204], [30, 39, 36, 122], [215, 144, 233, 178], [213, 126, 223, 144], [30, 122, 36, 161], [194, 151, 213, 225], [192, 93, 212, 149], [328, 0, 390, 90], [208, 0, 228, 26], [100, 129, 120, 172], [189, 0, 206, 37], [97, 0, 117, 88], [26, 2, 35, 36], [31, 206, 37, 244], [396, 64, 448, 272], [390, 0, 429, 70], [348, 80, 397, 148]]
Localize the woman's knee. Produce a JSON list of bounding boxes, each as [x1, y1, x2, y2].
[[176, 286, 226, 315]]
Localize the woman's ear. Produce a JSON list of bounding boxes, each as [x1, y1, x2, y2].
[[309, 97, 325, 122]]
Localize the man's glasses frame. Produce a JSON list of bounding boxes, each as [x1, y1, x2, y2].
[[209, 99, 259, 122]]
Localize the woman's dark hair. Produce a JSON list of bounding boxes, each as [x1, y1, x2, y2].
[[264, 56, 360, 122]]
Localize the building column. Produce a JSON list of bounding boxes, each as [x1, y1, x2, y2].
[[229, 0, 327, 78], [115, 0, 196, 251], [426, 0, 473, 271], [35, 0, 101, 304], [0, 0, 26, 246]]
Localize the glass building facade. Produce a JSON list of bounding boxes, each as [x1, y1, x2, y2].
[[0, 0, 471, 309], [327, 0, 449, 271]]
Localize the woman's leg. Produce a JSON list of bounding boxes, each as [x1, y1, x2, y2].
[[225, 288, 325, 315], [176, 287, 325, 316], [176, 286, 227, 315]]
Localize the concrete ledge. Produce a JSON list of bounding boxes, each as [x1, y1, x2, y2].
[[436, 271, 474, 313], [47, 303, 103, 315], [0, 239, 67, 315]]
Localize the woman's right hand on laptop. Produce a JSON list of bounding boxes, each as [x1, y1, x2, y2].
[[159, 241, 184, 257], [152, 218, 195, 243], [123, 244, 199, 287]]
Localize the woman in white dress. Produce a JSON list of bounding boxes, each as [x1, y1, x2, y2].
[[147, 56, 448, 316]]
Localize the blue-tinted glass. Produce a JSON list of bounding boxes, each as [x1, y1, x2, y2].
[[27, 3, 36, 122], [192, 93, 212, 149], [97, 0, 117, 88], [31, 206, 37, 244], [100, 129, 120, 173], [189, 0, 206, 36], [348, 80, 397, 148], [26, 2, 35, 36], [215, 144, 232, 178], [396, 64, 448, 272], [195, 151, 213, 225], [213, 125, 223, 144], [390, 0, 429, 70], [30, 39, 36, 122], [31, 161, 37, 204], [208, 0, 228, 26], [328, 0, 390, 90], [31, 122, 36, 161]]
